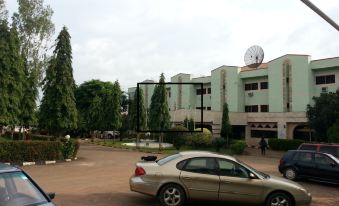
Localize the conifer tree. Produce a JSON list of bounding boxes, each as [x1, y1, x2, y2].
[[39, 27, 77, 136]]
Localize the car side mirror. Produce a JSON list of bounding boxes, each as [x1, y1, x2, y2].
[[249, 172, 258, 179], [47, 192, 55, 200]]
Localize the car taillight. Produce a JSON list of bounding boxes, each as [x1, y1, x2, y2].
[[135, 167, 146, 176]]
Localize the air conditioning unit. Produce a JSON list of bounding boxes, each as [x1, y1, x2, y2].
[[321, 87, 328, 93], [248, 92, 254, 97]]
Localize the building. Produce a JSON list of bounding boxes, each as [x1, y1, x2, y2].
[[128, 54, 339, 145]]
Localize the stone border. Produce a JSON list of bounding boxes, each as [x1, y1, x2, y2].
[[3, 157, 77, 167]]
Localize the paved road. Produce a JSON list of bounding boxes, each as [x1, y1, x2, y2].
[[24, 144, 338, 206]]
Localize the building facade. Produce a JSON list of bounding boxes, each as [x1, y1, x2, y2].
[[128, 54, 339, 145]]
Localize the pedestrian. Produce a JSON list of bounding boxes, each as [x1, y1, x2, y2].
[[259, 137, 268, 156]]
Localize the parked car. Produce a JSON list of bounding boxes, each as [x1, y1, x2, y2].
[[0, 163, 56, 206], [279, 150, 339, 184], [102, 131, 120, 139], [298, 143, 339, 158], [130, 151, 312, 206]]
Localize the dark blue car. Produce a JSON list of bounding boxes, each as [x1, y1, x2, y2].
[[279, 150, 339, 184], [0, 163, 56, 206]]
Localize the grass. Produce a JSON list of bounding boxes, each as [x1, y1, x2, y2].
[[91, 139, 232, 155]]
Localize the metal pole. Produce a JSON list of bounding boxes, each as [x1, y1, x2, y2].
[[301, 0, 339, 31]]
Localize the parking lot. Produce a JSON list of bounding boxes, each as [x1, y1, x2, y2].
[[24, 144, 338, 206]]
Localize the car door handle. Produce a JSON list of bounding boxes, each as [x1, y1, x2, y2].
[[221, 180, 232, 184], [182, 176, 193, 180]]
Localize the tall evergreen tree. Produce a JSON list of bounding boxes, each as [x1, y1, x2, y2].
[[111, 81, 122, 131], [0, 0, 8, 21], [0, 21, 24, 136], [12, 0, 55, 130], [148, 73, 170, 149], [39, 27, 77, 136], [220, 103, 232, 145], [148, 73, 170, 131], [130, 88, 147, 131]]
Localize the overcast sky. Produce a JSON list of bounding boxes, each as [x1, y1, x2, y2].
[[6, 0, 339, 91]]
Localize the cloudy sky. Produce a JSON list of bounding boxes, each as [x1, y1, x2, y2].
[[6, 0, 339, 91]]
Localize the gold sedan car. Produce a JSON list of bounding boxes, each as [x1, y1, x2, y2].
[[130, 151, 312, 206]]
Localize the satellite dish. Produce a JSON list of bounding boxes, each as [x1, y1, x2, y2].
[[244, 45, 264, 68]]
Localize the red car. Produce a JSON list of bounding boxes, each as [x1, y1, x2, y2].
[[298, 143, 339, 159]]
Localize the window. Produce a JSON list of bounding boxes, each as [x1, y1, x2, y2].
[[319, 146, 339, 158], [217, 159, 249, 178], [196, 89, 202, 95], [321, 87, 328, 93], [157, 154, 182, 165], [260, 105, 269, 112], [207, 107, 211, 111], [260, 82, 268, 89], [245, 83, 258, 91], [299, 145, 317, 151], [208, 88, 211, 94], [314, 154, 335, 165], [245, 105, 258, 113], [316, 75, 335, 85], [293, 152, 313, 162], [183, 158, 217, 175]]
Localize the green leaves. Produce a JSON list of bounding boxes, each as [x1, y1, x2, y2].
[[130, 88, 146, 131], [220, 103, 231, 138], [39, 27, 77, 136], [148, 73, 171, 131]]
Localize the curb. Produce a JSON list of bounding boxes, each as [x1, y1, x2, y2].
[[3, 157, 77, 167]]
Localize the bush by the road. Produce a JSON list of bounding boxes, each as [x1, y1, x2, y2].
[[212, 137, 226, 152], [268, 139, 304, 151], [230, 140, 246, 154], [164, 126, 188, 150], [186, 128, 213, 148], [0, 139, 80, 162], [0, 141, 63, 162]]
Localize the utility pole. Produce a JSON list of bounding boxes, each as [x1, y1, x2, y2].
[[301, 0, 339, 31]]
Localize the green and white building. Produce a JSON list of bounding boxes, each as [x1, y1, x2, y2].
[[128, 54, 339, 145]]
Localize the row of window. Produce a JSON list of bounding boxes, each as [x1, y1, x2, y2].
[[316, 74, 335, 85], [245, 105, 269, 112], [196, 88, 211, 95], [244, 82, 268, 91]]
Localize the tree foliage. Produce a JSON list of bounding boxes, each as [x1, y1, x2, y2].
[[75, 79, 122, 133], [148, 73, 170, 131], [12, 0, 55, 129], [0, 21, 24, 128], [220, 103, 232, 138], [39, 27, 77, 135], [0, 0, 8, 21], [327, 118, 339, 143], [307, 90, 339, 142], [129, 88, 146, 131]]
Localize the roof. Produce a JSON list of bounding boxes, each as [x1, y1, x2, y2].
[[0, 163, 21, 173], [240, 63, 268, 72]]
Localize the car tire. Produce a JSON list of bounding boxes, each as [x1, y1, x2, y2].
[[159, 184, 185, 206], [266, 192, 293, 206], [108, 134, 113, 139], [283, 168, 297, 181]]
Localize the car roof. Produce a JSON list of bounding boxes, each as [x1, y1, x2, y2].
[[0, 163, 21, 173], [178, 151, 237, 161]]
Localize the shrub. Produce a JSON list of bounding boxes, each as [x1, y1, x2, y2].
[[187, 128, 213, 148], [0, 141, 63, 162], [230, 140, 246, 155], [164, 126, 188, 150], [29, 134, 57, 141], [72, 139, 80, 158], [268, 139, 304, 151], [212, 137, 226, 152], [59, 138, 80, 159]]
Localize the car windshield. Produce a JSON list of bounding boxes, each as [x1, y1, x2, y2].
[[325, 153, 339, 164], [157, 154, 182, 166], [0, 172, 48, 206], [237, 160, 270, 179]]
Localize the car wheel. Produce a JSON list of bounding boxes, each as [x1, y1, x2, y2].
[[159, 184, 185, 206], [266, 192, 293, 206], [284, 168, 297, 181], [108, 134, 113, 139]]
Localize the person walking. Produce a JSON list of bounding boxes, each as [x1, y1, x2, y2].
[[259, 137, 268, 156]]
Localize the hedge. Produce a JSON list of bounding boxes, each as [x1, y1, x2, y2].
[[0, 139, 80, 162], [268, 139, 304, 151], [230, 140, 247, 155], [0, 141, 63, 162]]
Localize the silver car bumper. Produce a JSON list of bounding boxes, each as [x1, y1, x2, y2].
[[129, 176, 158, 196]]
